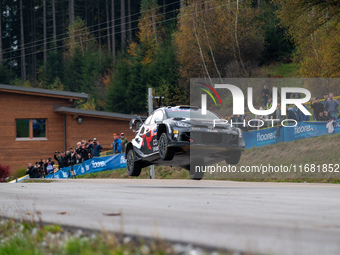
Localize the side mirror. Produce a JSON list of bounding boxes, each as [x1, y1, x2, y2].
[[130, 116, 144, 131], [129, 119, 136, 130]]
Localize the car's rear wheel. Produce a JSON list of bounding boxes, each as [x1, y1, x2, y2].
[[158, 133, 175, 160], [126, 149, 142, 176], [189, 157, 205, 180], [225, 150, 242, 165]]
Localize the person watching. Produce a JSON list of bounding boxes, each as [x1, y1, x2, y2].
[[54, 151, 67, 170], [322, 93, 329, 107], [261, 85, 270, 107], [321, 110, 332, 121], [92, 138, 103, 157], [81, 143, 89, 162], [266, 98, 273, 111], [111, 133, 122, 154], [45, 158, 55, 175], [87, 139, 94, 158], [324, 93, 339, 119], [311, 97, 324, 121], [26, 162, 34, 178], [119, 133, 128, 153]]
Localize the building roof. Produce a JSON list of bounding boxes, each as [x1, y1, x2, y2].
[[0, 84, 88, 100], [54, 106, 145, 120]]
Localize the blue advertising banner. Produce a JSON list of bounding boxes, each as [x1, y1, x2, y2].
[[335, 120, 340, 134], [283, 120, 340, 142], [243, 126, 284, 149], [243, 120, 340, 149], [46, 153, 127, 179]]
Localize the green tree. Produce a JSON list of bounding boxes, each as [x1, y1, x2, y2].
[[259, 2, 294, 64], [40, 50, 64, 88], [0, 65, 13, 84], [106, 0, 180, 114]]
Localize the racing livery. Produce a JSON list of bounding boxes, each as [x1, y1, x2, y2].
[[125, 106, 245, 180]]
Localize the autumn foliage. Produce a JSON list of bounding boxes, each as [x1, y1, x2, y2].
[[175, 0, 264, 86], [0, 164, 10, 182], [276, 0, 340, 79]]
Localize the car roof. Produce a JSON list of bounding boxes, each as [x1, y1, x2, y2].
[[160, 105, 199, 111]]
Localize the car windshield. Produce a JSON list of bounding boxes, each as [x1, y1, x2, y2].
[[165, 108, 220, 120]]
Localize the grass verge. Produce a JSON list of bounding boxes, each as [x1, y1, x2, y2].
[[22, 179, 54, 183], [0, 217, 230, 255], [259, 63, 299, 78], [0, 218, 171, 255], [206, 132, 340, 183]]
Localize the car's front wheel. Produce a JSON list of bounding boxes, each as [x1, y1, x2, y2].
[[126, 149, 142, 176], [225, 150, 242, 165], [158, 133, 175, 160]]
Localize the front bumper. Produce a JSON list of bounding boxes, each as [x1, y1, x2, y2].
[[168, 130, 245, 151]]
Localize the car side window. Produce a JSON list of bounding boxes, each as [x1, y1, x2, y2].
[[139, 126, 145, 135], [151, 110, 164, 124]]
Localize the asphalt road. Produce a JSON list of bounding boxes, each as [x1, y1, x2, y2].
[[1, 179, 340, 255]]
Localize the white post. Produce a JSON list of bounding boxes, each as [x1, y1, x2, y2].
[[148, 88, 155, 179]]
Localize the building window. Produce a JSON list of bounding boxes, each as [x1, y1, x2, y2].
[[16, 119, 47, 140], [16, 119, 29, 138], [33, 119, 46, 138]]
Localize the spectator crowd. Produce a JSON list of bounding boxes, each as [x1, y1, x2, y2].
[[227, 87, 339, 132], [26, 133, 129, 178]]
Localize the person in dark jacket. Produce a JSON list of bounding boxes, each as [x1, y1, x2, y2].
[[54, 151, 67, 170], [67, 147, 77, 166], [87, 140, 94, 158], [81, 143, 90, 162], [273, 103, 284, 122], [119, 133, 128, 153], [261, 85, 270, 107], [321, 110, 332, 121], [311, 97, 325, 121], [26, 162, 35, 178], [287, 107, 298, 123], [230, 115, 244, 129], [324, 93, 339, 119], [92, 138, 103, 157]]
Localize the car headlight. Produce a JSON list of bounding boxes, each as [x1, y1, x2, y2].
[[236, 128, 243, 138], [175, 121, 191, 128]]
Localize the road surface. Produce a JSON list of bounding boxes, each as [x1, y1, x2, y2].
[[1, 179, 340, 255]]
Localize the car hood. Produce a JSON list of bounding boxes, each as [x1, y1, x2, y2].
[[170, 118, 235, 131]]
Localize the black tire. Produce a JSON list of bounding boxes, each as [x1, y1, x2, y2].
[[189, 158, 205, 180], [126, 149, 142, 176], [158, 132, 175, 160], [225, 150, 242, 165]]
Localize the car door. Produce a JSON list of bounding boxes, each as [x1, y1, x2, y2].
[[140, 110, 164, 155], [149, 110, 164, 153], [139, 114, 154, 155]]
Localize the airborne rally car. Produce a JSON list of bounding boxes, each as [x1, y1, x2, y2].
[[125, 106, 245, 180]]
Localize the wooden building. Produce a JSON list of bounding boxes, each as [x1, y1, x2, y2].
[[0, 84, 137, 173]]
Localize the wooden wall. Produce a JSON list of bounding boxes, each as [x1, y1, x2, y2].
[[0, 92, 73, 172], [0, 91, 134, 174], [65, 115, 133, 151]]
